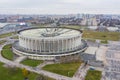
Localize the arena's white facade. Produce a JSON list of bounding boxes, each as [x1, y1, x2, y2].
[[12, 27, 87, 60]]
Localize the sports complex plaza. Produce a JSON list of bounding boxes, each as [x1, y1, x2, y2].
[[12, 26, 88, 61]]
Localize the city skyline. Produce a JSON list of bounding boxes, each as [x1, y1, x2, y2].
[[0, 0, 120, 14]]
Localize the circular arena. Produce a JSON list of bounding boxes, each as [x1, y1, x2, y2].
[[12, 27, 88, 60]]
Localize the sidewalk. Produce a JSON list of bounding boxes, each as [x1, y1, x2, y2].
[[73, 63, 89, 80]]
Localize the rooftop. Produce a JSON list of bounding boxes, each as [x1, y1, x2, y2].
[[19, 27, 82, 38], [96, 46, 108, 61], [84, 47, 98, 55]]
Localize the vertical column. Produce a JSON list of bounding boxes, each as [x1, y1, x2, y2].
[[28, 38, 29, 50], [75, 37, 77, 49], [39, 40, 41, 53], [28, 38, 30, 50], [33, 40, 35, 51], [22, 37, 24, 48], [36, 40, 38, 52], [61, 39, 63, 52], [55, 40, 57, 52], [49, 40, 51, 53], [67, 39, 69, 51], [71, 38, 73, 50], [44, 39, 45, 52], [23, 37, 25, 48], [48, 40, 50, 53], [66, 39, 67, 52], [74, 37, 75, 49], [27, 38, 30, 51], [31, 39, 33, 52], [29, 39, 31, 51], [41, 39, 43, 52], [24, 37, 26, 50], [35, 39, 37, 53], [76, 37, 79, 48], [62, 39, 65, 52], [21, 37, 23, 48], [51, 40, 52, 53], [76, 37, 78, 49], [52, 39, 54, 52], [37, 40, 39, 52], [79, 36, 81, 45], [26, 38, 28, 50], [33, 39, 35, 52], [54, 40, 56, 52], [57, 39, 59, 53], [70, 38, 72, 51], [68, 39, 71, 51], [53, 39, 54, 53]]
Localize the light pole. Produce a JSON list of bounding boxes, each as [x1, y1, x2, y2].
[[68, 71, 70, 77]]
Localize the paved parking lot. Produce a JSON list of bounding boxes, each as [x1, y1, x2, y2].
[[101, 41, 120, 80]]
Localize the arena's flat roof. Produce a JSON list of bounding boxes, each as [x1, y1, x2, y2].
[[96, 46, 108, 61], [84, 47, 98, 55], [19, 27, 82, 38]]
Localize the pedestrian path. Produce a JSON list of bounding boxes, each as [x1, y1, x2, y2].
[[36, 61, 54, 69], [73, 63, 89, 80], [14, 56, 27, 63]]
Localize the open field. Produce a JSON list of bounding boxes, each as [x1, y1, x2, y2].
[[83, 30, 120, 41], [0, 40, 6, 45], [64, 25, 120, 41], [85, 70, 102, 80], [1, 44, 13, 60], [0, 62, 54, 80], [0, 32, 16, 38], [21, 59, 43, 67], [42, 62, 82, 77]]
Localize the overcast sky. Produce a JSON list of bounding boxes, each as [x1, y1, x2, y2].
[[0, 0, 120, 14]]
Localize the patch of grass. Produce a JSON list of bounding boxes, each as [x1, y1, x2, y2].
[[0, 40, 6, 45], [63, 25, 87, 30], [10, 36, 19, 39], [42, 62, 82, 77], [64, 25, 120, 41], [0, 32, 16, 38], [84, 38, 96, 42], [101, 40, 108, 44], [0, 62, 54, 80], [21, 59, 43, 67], [1, 44, 13, 60], [83, 30, 120, 41], [3, 44, 12, 49], [85, 70, 102, 80]]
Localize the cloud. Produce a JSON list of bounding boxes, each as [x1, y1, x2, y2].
[[0, 0, 119, 14], [61, 0, 80, 3]]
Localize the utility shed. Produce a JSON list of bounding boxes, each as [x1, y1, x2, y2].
[[81, 47, 98, 61]]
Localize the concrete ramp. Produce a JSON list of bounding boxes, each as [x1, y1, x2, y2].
[[14, 56, 27, 63]]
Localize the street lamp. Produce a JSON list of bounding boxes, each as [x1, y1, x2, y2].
[[68, 71, 70, 77]]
